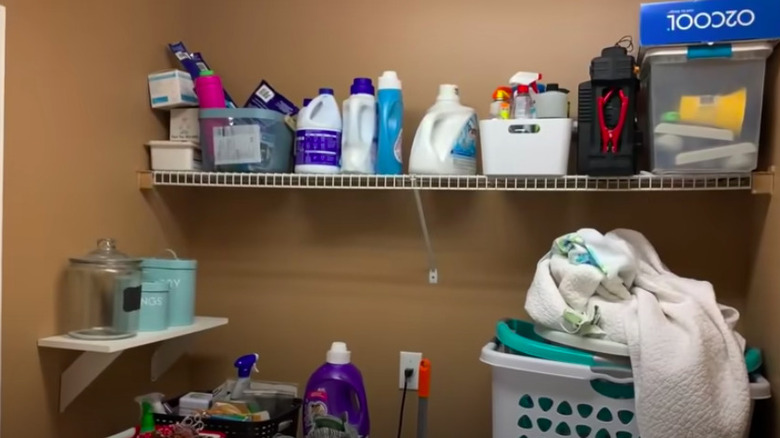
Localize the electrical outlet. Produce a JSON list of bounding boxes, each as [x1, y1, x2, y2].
[[399, 351, 422, 390]]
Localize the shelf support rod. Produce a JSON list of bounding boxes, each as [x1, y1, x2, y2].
[[412, 188, 438, 284], [151, 335, 194, 381], [60, 351, 123, 412]]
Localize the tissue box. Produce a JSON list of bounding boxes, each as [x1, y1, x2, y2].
[[148, 70, 198, 109], [170, 108, 200, 142]]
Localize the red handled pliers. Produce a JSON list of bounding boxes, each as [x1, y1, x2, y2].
[[597, 88, 629, 153]]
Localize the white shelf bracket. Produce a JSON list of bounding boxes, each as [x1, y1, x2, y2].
[[412, 188, 438, 284], [151, 335, 194, 381], [60, 350, 122, 413]]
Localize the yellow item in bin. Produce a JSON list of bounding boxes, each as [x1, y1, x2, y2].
[[678, 88, 746, 134], [207, 401, 270, 422]]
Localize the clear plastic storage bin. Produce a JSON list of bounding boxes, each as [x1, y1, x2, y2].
[[200, 108, 293, 173], [642, 42, 772, 174]]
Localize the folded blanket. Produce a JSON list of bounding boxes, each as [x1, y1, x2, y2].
[[525, 228, 750, 438]]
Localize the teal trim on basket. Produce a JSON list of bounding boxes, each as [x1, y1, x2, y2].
[[496, 319, 599, 367], [590, 379, 635, 400]]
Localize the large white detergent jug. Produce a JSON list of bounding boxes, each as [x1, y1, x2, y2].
[[409, 84, 478, 175], [295, 88, 342, 174], [342, 78, 376, 174]]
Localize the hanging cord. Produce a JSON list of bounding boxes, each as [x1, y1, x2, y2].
[[615, 35, 635, 54], [397, 368, 414, 438]]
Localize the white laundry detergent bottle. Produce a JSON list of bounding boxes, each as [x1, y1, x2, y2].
[[409, 84, 478, 175], [341, 78, 376, 174], [295, 88, 342, 174]]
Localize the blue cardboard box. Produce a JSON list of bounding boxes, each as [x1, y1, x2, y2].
[[640, 0, 780, 47]]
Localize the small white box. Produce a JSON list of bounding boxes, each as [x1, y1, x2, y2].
[[146, 140, 201, 171], [147, 70, 198, 109], [479, 118, 572, 176], [179, 391, 213, 412], [170, 108, 200, 142]]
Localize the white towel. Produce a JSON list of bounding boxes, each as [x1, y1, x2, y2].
[[525, 229, 750, 438]]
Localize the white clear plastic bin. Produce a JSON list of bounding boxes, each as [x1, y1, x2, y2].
[[642, 42, 773, 174], [146, 140, 201, 171], [479, 118, 572, 176], [480, 341, 770, 438]]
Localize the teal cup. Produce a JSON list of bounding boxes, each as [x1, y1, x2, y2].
[[142, 257, 197, 326], [139, 281, 169, 331]]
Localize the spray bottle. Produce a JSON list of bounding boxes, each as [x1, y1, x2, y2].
[[509, 72, 541, 119], [231, 353, 260, 400]]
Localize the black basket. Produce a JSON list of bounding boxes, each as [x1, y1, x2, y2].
[[154, 393, 301, 438]]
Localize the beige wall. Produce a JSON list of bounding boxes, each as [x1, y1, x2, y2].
[[181, 1, 759, 437], [0, 0, 773, 437], [746, 51, 780, 435], [1, 1, 197, 437]]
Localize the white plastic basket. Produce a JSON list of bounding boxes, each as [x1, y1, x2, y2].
[[480, 341, 769, 438], [479, 118, 572, 176]]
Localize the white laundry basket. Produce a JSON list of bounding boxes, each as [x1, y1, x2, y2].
[[480, 320, 771, 438]]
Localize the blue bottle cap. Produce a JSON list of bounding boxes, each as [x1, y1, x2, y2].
[[319, 88, 334, 95], [303, 98, 312, 107], [350, 78, 375, 95]]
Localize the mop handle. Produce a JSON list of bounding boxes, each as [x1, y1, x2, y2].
[[417, 359, 431, 438]]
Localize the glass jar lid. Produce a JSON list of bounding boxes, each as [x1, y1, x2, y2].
[[70, 238, 142, 265]]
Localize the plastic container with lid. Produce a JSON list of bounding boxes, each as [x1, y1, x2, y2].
[[534, 83, 570, 119], [194, 70, 227, 109], [142, 252, 197, 327], [295, 88, 342, 174], [64, 238, 142, 339], [303, 342, 370, 438], [409, 84, 478, 175], [641, 42, 773, 174], [376, 71, 404, 174], [342, 78, 377, 174]]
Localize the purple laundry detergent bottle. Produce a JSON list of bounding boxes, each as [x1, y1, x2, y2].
[[303, 342, 370, 438]]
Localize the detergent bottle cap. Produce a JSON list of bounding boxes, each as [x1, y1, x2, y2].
[[546, 83, 570, 93], [319, 88, 334, 96], [326, 341, 351, 365], [199, 69, 216, 77], [303, 98, 312, 107], [378, 71, 402, 90], [350, 78, 375, 95], [492, 87, 512, 101], [436, 84, 460, 102], [234, 353, 260, 378]]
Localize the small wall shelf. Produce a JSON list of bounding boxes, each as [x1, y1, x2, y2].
[[138, 170, 772, 193], [38, 316, 228, 412]]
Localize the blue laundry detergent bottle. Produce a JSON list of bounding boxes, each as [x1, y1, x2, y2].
[[376, 71, 404, 174]]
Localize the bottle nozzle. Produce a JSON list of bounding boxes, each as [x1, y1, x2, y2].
[[234, 353, 260, 378]]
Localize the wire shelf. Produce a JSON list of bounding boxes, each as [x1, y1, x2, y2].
[[142, 171, 756, 192]]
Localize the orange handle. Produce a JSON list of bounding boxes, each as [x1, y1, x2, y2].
[[419, 359, 431, 398]]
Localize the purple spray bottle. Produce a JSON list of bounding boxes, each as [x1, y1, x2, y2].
[[303, 342, 370, 438]]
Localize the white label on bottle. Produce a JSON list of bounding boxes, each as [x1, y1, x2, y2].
[[214, 125, 262, 165]]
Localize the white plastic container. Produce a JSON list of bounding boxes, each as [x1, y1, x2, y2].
[[342, 78, 376, 174], [480, 341, 770, 438], [146, 140, 201, 171], [642, 42, 772, 174], [479, 118, 572, 176], [409, 84, 478, 175], [295, 88, 342, 174]]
